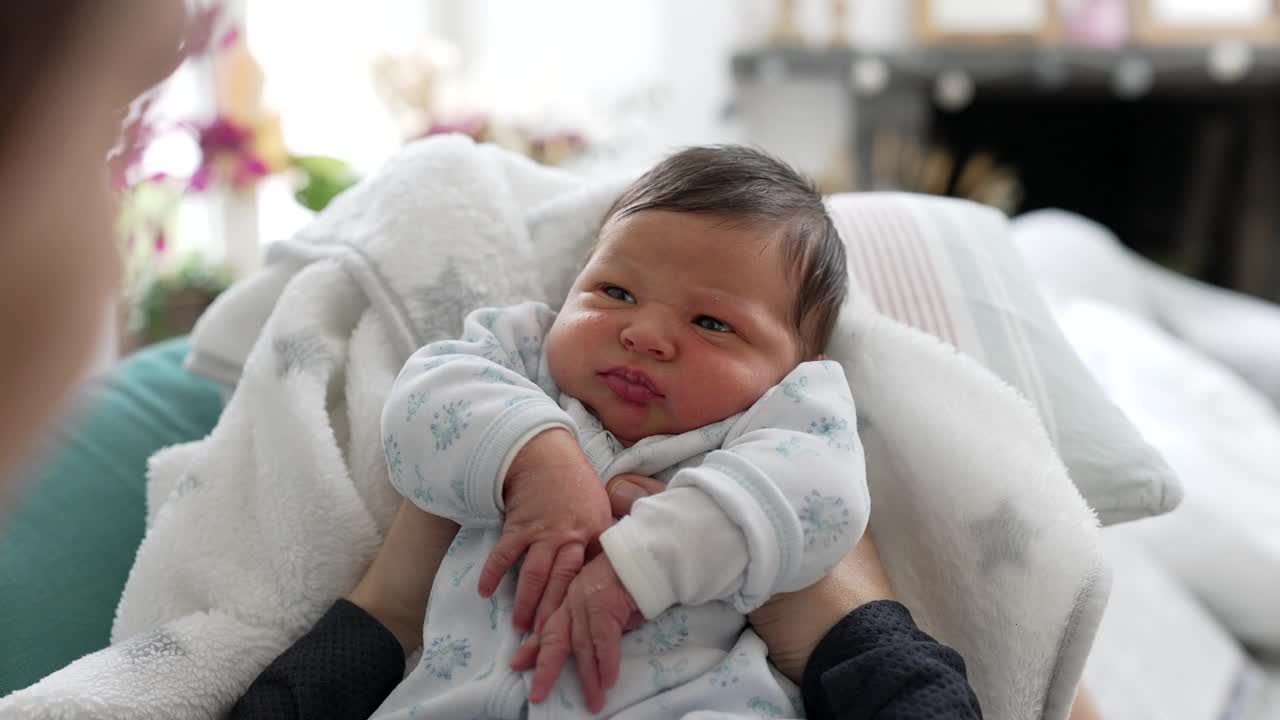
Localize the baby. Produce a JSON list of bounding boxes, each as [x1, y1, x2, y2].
[[373, 146, 868, 719]]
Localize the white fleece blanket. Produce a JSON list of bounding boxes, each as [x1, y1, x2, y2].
[[0, 137, 1105, 720]]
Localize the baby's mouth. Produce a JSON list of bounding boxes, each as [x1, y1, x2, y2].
[[598, 367, 663, 405]]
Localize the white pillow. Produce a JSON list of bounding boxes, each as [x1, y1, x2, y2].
[[1004, 209, 1150, 314], [1143, 264, 1280, 409], [1011, 208, 1280, 409], [826, 193, 1181, 525], [1056, 299, 1280, 652]]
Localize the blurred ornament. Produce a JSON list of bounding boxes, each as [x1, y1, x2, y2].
[[1208, 41, 1253, 84], [769, 0, 803, 46], [1112, 56, 1154, 99], [851, 56, 889, 96], [529, 132, 589, 167], [420, 114, 587, 168], [934, 69, 975, 112], [371, 41, 462, 142], [1062, 0, 1129, 48], [424, 115, 489, 139], [830, 0, 850, 47]]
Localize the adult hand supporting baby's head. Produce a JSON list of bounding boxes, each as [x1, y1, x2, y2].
[[604, 473, 896, 685]]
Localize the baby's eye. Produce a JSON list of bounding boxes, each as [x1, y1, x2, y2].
[[603, 285, 636, 303], [694, 315, 733, 333]]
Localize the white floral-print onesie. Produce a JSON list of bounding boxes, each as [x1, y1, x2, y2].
[[371, 301, 868, 720]]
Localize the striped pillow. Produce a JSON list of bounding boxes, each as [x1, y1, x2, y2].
[[826, 192, 1181, 525]]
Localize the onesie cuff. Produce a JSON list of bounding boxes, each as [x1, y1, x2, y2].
[[600, 517, 677, 619]]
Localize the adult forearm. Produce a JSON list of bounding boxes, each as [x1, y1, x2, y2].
[[347, 499, 459, 654]]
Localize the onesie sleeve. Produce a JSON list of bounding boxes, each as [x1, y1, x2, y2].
[[381, 302, 574, 527], [600, 360, 869, 617], [802, 600, 983, 719]]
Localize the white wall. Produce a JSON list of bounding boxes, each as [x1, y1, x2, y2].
[[428, 0, 913, 173], [235, 1, 916, 262], [245, 0, 914, 179]]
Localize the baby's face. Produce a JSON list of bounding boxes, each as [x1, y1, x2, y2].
[[546, 210, 802, 445]]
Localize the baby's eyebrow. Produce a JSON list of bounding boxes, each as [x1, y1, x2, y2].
[[688, 284, 758, 307]]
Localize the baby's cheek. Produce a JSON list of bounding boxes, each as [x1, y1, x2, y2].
[[545, 321, 584, 389], [545, 332, 569, 385], [678, 365, 768, 426]]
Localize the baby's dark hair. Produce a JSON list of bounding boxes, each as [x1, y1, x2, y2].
[[602, 145, 847, 357]]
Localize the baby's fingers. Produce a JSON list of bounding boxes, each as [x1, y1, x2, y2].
[[512, 543, 556, 630], [534, 543, 584, 633], [511, 634, 538, 671], [591, 607, 624, 692], [572, 601, 605, 713], [478, 529, 529, 598], [528, 607, 572, 704]]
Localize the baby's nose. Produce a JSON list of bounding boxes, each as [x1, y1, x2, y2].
[[620, 322, 675, 360]]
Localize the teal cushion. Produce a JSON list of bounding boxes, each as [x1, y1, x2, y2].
[[0, 338, 223, 696]]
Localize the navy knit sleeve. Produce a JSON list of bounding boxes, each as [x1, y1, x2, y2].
[[801, 600, 983, 720], [229, 599, 406, 720]]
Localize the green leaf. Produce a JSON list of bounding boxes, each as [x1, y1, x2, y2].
[[289, 155, 359, 212]]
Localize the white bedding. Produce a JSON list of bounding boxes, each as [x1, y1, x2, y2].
[[1010, 207, 1280, 719], [1055, 300, 1280, 652]]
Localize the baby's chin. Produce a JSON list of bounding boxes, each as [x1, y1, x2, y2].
[[600, 417, 655, 448], [594, 406, 671, 447], [605, 413, 720, 447]]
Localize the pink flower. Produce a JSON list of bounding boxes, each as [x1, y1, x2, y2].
[[197, 116, 254, 154], [185, 115, 271, 192], [188, 164, 213, 192], [231, 154, 269, 187]]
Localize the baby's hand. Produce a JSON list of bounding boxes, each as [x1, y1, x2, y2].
[[478, 428, 611, 632], [511, 554, 640, 714]]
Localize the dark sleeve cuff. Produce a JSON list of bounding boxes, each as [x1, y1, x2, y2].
[[801, 600, 982, 720], [229, 599, 407, 720]]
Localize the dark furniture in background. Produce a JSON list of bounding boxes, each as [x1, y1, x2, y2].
[[733, 46, 1280, 301]]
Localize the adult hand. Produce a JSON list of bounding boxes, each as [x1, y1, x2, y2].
[[604, 473, 895, 684], [347, 498, 460, 655], [749, 533, 894, 683]]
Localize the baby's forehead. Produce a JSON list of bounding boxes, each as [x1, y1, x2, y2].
[[596, 211, 784, 259]]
